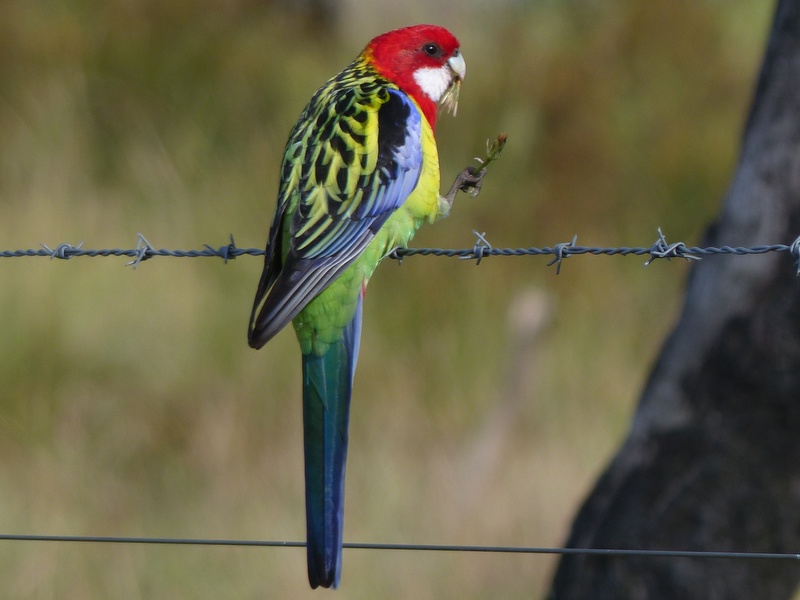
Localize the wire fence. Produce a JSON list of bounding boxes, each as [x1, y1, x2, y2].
[[2, 229, 800, 274], [3, 226, 800, 565]]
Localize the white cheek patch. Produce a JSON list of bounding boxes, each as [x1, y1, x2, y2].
[[413, 66, 452, 103]]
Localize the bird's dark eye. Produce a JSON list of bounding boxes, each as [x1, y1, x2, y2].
[[422, 43, 442, 57]]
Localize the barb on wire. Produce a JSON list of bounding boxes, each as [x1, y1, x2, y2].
[[388, 246, 406, 265], [204, 234, 240, 264], [644, 227, 701, 266], [40, 241, 84, 260], [547, 235, 578, 274], [790, 234, 800, 276], [459, 230, 492, 265], [126, 233, 155, 269]]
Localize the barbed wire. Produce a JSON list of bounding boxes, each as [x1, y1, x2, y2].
[[0, 533, 798, 562], [1, 229, 800, 274]]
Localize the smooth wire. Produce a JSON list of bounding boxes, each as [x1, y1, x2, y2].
[[0, 534, 797, 561]]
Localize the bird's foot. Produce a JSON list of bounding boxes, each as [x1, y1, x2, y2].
[[442, 166, 488, 210]]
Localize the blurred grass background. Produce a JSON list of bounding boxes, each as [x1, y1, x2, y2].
[[0, 0, 774, 598]]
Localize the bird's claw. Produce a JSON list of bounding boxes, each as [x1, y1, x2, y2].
[[458, 166, 487, 198], [444, 166, 488, 207]]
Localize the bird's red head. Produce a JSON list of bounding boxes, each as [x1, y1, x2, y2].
[[363, 24, 465, 129]]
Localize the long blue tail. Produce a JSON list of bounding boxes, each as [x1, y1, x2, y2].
[[301, 295, 362, 589]]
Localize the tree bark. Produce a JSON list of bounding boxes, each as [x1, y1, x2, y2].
[[548, 1, 800, 598]]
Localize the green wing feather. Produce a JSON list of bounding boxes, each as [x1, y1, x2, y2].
[[248, 60, 423, 349]]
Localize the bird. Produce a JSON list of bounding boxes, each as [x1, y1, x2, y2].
[[248, 24, 480, 589]]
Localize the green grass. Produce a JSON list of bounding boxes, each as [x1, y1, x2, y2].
[[0, 1, 774, 597]]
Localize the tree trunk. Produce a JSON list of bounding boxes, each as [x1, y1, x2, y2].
[[548, 1, 800, 598]]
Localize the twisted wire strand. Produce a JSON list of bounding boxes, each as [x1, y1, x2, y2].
[[3, 230, 800, 274]]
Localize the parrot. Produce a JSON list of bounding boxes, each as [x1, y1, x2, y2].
[[248, 24, 483, 589]]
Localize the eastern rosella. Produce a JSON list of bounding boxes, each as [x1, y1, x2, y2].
[[248, 24, 477, 589]]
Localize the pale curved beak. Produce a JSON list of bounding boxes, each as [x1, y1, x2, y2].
[[448, 50, 466, 81]]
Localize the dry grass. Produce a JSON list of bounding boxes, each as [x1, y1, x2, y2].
[[0, 1, 773, 597]]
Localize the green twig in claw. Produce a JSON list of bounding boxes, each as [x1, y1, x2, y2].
[[476, 133, 508, 173]]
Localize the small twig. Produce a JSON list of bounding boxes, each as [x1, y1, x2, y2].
[[475, 133, 508, 174]]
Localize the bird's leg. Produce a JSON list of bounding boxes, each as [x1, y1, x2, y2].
[[441, 165, 488, 212]]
